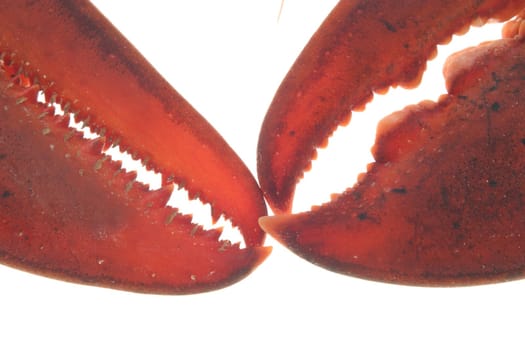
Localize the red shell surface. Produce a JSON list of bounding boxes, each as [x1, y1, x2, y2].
[[0, 0, 269, 293], [260, 36, 525, 285]]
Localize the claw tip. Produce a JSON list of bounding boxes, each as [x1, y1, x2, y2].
[[258, 215, 293, 236]]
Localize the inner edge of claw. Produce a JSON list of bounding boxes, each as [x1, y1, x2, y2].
[[1, 53, 245, 248], [292, 22, 505, 214]]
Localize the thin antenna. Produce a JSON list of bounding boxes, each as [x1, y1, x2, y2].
[[277, 0, 285, 22]]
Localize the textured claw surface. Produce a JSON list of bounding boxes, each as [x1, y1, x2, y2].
[[0, 0, 267, 247], [258, 0, 525, 214], [0, 76, 270, 293], [0, 0, 269, 293], [260, 36, 525, 285]]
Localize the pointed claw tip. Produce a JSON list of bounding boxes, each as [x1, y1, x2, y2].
[[264, 194, 293, 215], [254, 245, 273, 266], [258, 216, 273, 234], [258, 214, 293, 236]]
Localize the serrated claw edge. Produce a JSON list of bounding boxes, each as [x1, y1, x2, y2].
[[0, 0, 269, 294]]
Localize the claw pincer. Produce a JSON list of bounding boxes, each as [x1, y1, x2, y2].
[[259, 0, 525, 285], [0, 0, 269, 293]]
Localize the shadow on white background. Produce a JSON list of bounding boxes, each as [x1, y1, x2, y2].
[[1, 1, 524, 349]]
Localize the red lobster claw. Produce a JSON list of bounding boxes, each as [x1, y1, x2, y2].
[[258, 0, 525, 285], [0, 0, 269, 293]]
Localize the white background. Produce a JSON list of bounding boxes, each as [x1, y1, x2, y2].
[[2, 1, 524, 349]]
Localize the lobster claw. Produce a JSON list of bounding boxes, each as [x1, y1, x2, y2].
[[0, 1, 269, 293], [258, 0, 525, 214], [258, 0, 525, 285]]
